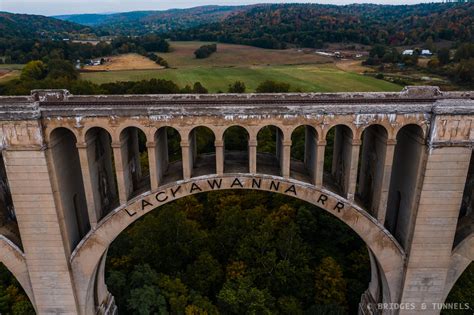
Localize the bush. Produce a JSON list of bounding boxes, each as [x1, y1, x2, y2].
[[192, 82, 208, 94], [47, 59, 78, 81], [454, 43, 474, 62], [194, 44, 217, 59], [452, 58, 474, 84], [438, 48, 450, 65], [228, 81, 246, 93], [145, 53, 169, 68], [256, 80, 290, 93]]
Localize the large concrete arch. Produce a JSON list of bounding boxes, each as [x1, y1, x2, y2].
[[0, 235, 35, 307], [70, 174, 406, 314], [442, 233, 474, 302]]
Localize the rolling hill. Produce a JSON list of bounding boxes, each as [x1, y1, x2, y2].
[[0, 11, 91, 39], [54, 5, 247, 35], [171, 3, 474, 48]]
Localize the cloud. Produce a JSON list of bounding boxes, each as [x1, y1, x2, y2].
[[0, 0, 443, 16]]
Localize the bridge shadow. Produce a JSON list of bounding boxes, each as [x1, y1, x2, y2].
[[161, 160, 184, 186], [192, 153, 216, 177], [224, 151, 249, 173]]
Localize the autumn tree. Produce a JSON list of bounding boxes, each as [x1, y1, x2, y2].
[[20, 60, 47, 81], [314, 257, 348, 308]]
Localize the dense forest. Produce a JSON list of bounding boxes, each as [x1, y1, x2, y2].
[[0, 11, 92, 39], [0, 35, 168, 64], [105, 190, 370, 314], [170, 3, 474, 48]]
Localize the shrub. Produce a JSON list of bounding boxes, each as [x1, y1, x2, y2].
[[256, 80, 290, 93], [194, 44, 217, 59]]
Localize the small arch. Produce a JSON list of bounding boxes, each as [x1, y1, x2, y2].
[[290, 125, 318, 184], [356, 122, 391, 141], [188, 126, 216, 177], [116, 125, 149, 143], [394, 122, 427, 140], [118, 127, 150, 200], [50, 128, 90, 251], [81, 125, 115, 144], [356, 124, 389, 215], [324, 124, 354, 197], [45, 125, 78, 144], [386, 124, 424, 250], [223, 125, 249, 173], [257, 125, 284, 176], [154, 126, 182, 185], [84, 127, 120, 221]]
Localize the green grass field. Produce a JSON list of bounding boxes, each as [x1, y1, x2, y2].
[[80, 41, 401, 92], [1, 42, 402, 92], [81, 64, 401, 93]]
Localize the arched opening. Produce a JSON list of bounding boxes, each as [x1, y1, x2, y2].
[[324, 125, 354, 197], [444, 262, 473, 314], [118, 127, 150, 199], [290, 125, 318, 183], [385, 124, 424, 249], [50, 128, 90, 250], [223, 126, 249, 173], [189, 126, 216, 177], [356, 125, 388, 215], [104, 190, 372, 314], [257, 125, 284, 176], [454, 149, 474, 247], [154, 127, 182, 185], [0, 151, 21, 249], [0, 263, 35, 314], [84, 127, 119, 221]]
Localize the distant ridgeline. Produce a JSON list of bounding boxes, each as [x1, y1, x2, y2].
[[0, 11, 92, 39], [0, 2, 472, 52]]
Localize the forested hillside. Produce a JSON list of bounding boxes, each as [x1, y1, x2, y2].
[[0, 12, 91, 39], [55, 5, 247, 35], [4, 3, 473, 47], [171, 3, 474, 48]]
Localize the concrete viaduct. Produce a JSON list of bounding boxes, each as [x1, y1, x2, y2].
[[0, 86, 472, 314]]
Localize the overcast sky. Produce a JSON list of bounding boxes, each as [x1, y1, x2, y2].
[[1, 0, 444, 16]]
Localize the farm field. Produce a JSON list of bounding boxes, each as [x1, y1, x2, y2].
[[81, 64, 401, 92], [0, 64, 23, 83], [82, 53, 163, 71], [162, 41, 332, 67], [81, 41, 401, 92]]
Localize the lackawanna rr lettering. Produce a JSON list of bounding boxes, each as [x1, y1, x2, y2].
[[124, 177, 346, 217]]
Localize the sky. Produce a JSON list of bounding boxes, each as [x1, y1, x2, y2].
[[0, 0, 445, 16]]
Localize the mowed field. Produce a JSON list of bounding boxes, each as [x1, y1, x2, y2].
[[82, 42, 400, 92], [83, 53, 163, 71]]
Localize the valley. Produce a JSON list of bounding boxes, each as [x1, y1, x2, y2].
[[80, 41, 401, 92]]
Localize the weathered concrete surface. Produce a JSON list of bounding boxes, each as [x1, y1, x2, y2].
[[0, 87, 471, 314]]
